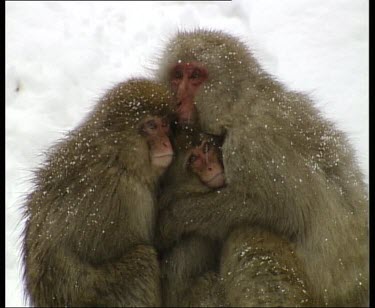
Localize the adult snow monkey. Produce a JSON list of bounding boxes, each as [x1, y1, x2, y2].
[[155, 30, 368, 307]]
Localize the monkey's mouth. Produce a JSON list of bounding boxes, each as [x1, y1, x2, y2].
[[204, 172, 226, 189], [152, 154, 174, 159], [207, 172, 224, 183], [151, 153, 174, 169], [179, 116, 192, 125], [177, 108, 197, 125]]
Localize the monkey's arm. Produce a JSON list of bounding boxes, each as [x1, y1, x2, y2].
[[26, 175, 162, 307], [50, 244, 161, 307], [157, 188, 257, 249], [157, 130, 309, 249], [220, 226, 312, 307]]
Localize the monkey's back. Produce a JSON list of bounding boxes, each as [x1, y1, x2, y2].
[[21, 133, 157, 306], [231, 88, 369, 306]]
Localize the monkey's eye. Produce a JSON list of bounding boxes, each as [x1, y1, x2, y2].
[[161, 119, 169, 128], [188, 154, 198, 164], [202, 142, 210, 153], [190, 69, 201, 79], [145, 120, 157, 129], [174, 70, 183, 79]]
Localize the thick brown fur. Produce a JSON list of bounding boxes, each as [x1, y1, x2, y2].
[[221, 225, 311, 307], [156, 30, 369, 306], [157, 126, 226, 307], [158, 126, 311, 307], [21, 79, 173, 307]]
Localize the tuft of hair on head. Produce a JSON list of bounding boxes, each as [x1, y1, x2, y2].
[[92, 78, 174, 131], [116, 78, 173, 118]]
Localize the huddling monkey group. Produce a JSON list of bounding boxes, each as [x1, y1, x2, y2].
[[21, 30, 368, 307]]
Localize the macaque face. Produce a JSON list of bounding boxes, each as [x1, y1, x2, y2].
[[187, 140, 225, 189], [169, 62, 208, 124], [139, 116, 174, 169]]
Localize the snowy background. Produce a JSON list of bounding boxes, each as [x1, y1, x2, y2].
[[6, 1, 368, 306]]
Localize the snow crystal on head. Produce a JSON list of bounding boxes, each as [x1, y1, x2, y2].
[[95, 79, 173, 129]]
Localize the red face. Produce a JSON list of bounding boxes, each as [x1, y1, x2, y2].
[[139, 116, 174, 169], [187, 140, 225, 189], [169, 62, 208, 124]]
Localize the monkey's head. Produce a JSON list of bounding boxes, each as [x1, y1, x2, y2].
[[92, 79, 175, 173], [157, 29, 254, 135], [186, 134, 226, 189], [169, 126, 226, 190], [138, 115, 173, 170]]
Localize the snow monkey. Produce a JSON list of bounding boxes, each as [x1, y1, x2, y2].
[[21, 79, 175, 307], [156, 30, 369, 306], [158, 126, 227, 307], [159, 126, 311, 307]]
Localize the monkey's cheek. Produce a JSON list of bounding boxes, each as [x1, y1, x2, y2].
[[151, 154, 174, 169]]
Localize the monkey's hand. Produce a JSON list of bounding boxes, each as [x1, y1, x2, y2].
[[155, 206, 182, 250]]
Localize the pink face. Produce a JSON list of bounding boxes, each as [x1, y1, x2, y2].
[[187, 140, 225, 189], [169, 62, 208, 124], [139, 116, 174, 169]]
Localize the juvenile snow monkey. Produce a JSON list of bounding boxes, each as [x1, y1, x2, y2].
[[158, 127, 227, 307], [22, 79, 174, 307]]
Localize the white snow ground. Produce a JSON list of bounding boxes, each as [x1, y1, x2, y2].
[[6, 1, 368, 307]]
